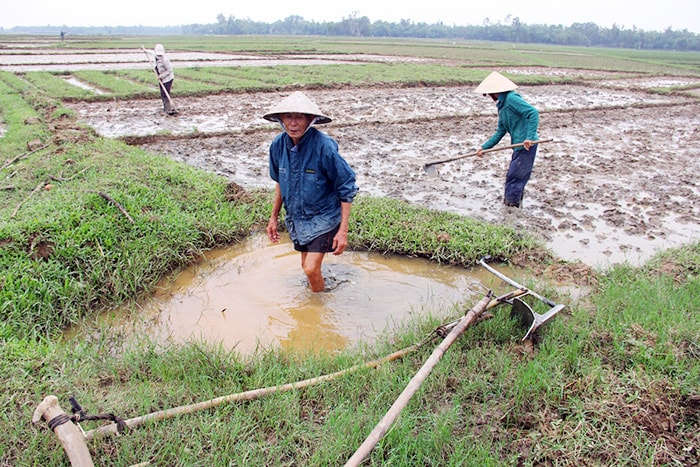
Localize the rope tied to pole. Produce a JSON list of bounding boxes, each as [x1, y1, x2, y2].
[[69, 396, 128, 433], [32, 291, 508, 466], [47, 413, 72, 431]]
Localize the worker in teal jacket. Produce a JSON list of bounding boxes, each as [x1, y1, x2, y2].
[[475, 71, 540, 208]]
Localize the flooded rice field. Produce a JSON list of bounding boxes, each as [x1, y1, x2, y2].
[[4, 48, 699, 352], [0, 48, 429, 72]]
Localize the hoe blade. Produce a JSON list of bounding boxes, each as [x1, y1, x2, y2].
[[511, 298, 565, 341], [424, 164, 439, 178]]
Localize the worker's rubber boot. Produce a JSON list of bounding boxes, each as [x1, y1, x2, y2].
[[164, 102, 178, 116]]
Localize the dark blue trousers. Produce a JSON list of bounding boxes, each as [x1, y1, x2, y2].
[[159, 79, 173, 111], [504, 144, 538, 206]]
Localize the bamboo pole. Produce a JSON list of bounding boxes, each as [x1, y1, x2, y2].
[[33, 396, 95, 467], [36, 285, 530, 465], [84, 344, 419, 441], [35, 344, 423, 466], [344, 294, 493, 467]]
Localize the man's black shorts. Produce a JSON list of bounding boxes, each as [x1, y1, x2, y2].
[[293, 224, 340, 253]]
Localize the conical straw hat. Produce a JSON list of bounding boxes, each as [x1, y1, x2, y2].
[[474, 71, 518, 94], [263, 91, 332, 124]]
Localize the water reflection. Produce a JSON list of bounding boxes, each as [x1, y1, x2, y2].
[[106, 233, 508, 355], [275, 293, 349, 353]]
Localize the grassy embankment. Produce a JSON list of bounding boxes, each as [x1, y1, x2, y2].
[[1, 37, 699, 466]]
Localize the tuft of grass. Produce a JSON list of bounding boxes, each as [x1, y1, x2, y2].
[[71, 70, 156, 98], [0, 72, 50, 158], [350, 195, 539, 265], [20, 71, 94, 100]]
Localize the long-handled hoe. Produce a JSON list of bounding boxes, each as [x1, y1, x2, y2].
[[423, 138, 553, 177], [344, 256, 565, 465], [33, 259, 564, 466]]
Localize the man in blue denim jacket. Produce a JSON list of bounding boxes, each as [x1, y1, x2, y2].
[[475, 71, 540, 208], [264, 92, 359, 292]]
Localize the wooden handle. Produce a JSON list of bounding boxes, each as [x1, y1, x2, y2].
[[424, 138, 553, 169], [33, 396, 95, 467]]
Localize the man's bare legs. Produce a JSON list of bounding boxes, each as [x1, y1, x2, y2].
[[301, 251, 326, 292]]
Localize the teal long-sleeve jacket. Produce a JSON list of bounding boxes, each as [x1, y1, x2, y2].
[[481, 91, 539, 150]]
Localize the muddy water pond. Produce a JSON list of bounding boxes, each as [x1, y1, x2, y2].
[[93, 233, 518, 355]]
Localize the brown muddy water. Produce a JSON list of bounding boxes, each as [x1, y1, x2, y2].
[[85, 233, 522, 356]]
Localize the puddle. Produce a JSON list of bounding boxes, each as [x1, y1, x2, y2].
[[598, 77, 700, 89], [82, 233, 521, 356], [63, 76, 106, 94]]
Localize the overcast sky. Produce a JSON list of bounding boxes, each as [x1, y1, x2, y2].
[[1, 0, 698, 33]]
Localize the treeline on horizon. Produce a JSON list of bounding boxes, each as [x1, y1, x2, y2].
[[4, 13, 700, 51]]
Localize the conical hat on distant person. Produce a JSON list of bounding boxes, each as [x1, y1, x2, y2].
[[474, 71, 518, 94], [263, 91, 332, 124], [154, 44, 165, 55]]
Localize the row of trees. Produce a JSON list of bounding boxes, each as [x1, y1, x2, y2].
[[5, 15, 699, 51], [185, 14, 699, 51]]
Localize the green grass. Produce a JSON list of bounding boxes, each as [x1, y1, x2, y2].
[[71, 70, 155, 98], [19, 71, 95, 100], [5, 35, 699, 105], [1, 37, 698, 466], [4, 34, 696, 74], [350, 196, 536, 264], [1, 137, 271, 338], [22, 63, 522, 102], [170, 67, 271, 91], [0, 72, 50, 158], [3, 243, 698, 465]]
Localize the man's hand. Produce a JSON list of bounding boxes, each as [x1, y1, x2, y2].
[[332, 230, 348, 255], [266, 217, 280, 243]]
